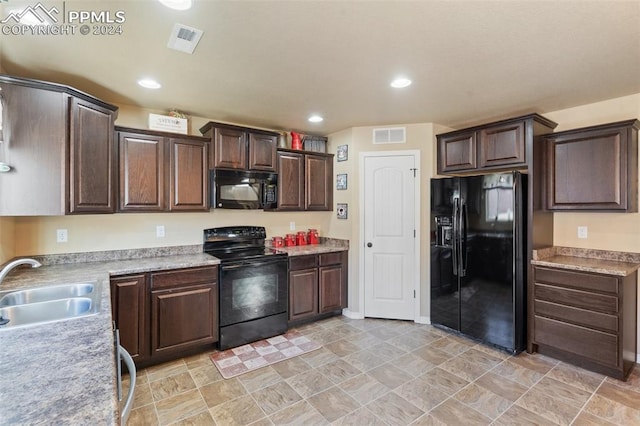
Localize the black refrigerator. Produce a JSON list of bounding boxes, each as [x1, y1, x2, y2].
[[430, 172, 526, 354]]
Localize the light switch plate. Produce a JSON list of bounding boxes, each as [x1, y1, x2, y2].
[[577, 226, 588, 239], [290, 222, 295, 231], [156, 225, 165, 238]]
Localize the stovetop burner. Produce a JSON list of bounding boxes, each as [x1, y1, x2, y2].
[[203, 226, 287, 263], [206, 247, 286, 262]]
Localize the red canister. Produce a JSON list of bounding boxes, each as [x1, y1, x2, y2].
[[272, 236, 284, 248], [307, 229, 319, 244], [296, 231, 307, 246], [285, 234, 296, 247]]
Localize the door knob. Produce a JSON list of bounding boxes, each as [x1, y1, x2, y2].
[[367, 242, 373, 248]]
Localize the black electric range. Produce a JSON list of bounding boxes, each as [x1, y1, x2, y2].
[[203, 226, 288, 350]]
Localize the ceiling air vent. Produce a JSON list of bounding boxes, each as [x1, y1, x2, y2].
[[167, 23, 203, 54], [373, 127, 406, 144]]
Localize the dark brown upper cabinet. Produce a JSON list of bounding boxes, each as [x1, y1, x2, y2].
[[478, 120, 525, 168], [118, 130, 166, 212], [437, 131, 477, 172], [0, 75, 118, 215], [168, 137, 209, 211], [200, 121, 277, 172], [544, 119, 639, 212], [306, 153, 333, 211], [275, 149, 333, 211], [277, 150, 305, 210], [437, 114, 557, 175], [116, 126, 209, 212]]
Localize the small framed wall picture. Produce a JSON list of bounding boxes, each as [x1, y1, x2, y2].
[[336, 173, 347, 190], [337, 144, 348, 162], [337, 203, 348, 219]]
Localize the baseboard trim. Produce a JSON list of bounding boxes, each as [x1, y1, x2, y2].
[[415, 316, 430, 325], [342, 309, 364, 319]]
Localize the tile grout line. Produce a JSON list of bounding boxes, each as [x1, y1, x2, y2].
[[567, 375, 609, 426]]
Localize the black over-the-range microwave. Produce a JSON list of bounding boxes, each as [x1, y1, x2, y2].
[[210, 169, 278, 209]]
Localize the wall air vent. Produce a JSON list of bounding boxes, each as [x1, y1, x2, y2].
[[167, 23, 203, 54], [373, 127, 406, 144]]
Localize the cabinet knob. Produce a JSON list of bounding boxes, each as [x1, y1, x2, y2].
[[367, 242, 373, 248]]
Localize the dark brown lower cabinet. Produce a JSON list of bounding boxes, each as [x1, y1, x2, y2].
[[288, 251, 347, 325], [110, 266, 218, 366], [110, 274, 147, 362], [289, 265, 319, 321], [319, 252, 348, 313], [531, 266, 637, 380]]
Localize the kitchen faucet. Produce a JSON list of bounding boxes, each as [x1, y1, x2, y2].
[[0, 258, 42, 285]]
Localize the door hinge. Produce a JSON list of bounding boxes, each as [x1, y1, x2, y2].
[[413, 229, 416, 238], [410, 168, 418, 177], [413, 290, 416, 298]]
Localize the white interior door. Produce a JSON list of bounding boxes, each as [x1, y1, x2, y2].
[[363, 153, 417, 320]]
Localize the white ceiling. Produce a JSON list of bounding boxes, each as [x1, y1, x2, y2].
[[1, 0, 639, 135]]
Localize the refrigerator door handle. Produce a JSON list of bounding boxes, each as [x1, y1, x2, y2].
[[452, 197, 459, 276], [460, 199, 468, 277]]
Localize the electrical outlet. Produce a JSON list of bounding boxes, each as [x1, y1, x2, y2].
[[290, 221, 295, 231], [56, 229, 68, 243], [577, 226, 588, 239], [156, 225, 165, 238]]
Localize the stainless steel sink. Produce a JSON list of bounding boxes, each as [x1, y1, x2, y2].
[[0, 283, 95, 307], [0, 297, 98, 327], [0, 282, 101, 329]]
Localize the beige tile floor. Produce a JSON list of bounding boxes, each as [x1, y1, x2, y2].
[[124, 316, 640, 425]]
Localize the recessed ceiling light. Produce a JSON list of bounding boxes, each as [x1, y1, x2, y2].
[[390, 78, 412, 88], [308, 115, 324, 123], [158, 0, 192, 10], [138, 79, 162, 89]]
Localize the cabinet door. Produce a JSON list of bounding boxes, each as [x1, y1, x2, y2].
[[0, 83, 67, 215], [289, 268, 318, 321], [69, 97, 116, 213], [110, 275, 147, 361], [277, 151, 305, 210], [151, 283, 218, 356], [319, 264, 345, 313], [118, 132, 166, 211], [545, 125, 637, 211], [437, 131, 477, 173], [479, 121, 526, 168], [169, 137, 208, 211], [306, 154, 333, 211], [248, 133, 277, 171], [213, 127, 246, 169]]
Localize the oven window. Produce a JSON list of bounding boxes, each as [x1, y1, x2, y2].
[[220, 183, 260, 202], [232, 274, 277, 309]]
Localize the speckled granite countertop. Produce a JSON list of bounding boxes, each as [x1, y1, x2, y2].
[[531, 246, 640, 277], [0, 248, 220, 425]]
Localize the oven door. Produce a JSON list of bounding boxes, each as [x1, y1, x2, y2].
[[219, 257, 288, 327]]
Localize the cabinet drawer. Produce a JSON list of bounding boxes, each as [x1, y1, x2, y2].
[[319, 251, 345, 266], [534, 299, 618, 333], [151, 266, 218, 290], [534, 316, 618, 367], [289, 255, 317, 271], [535, 283, 618, 313], [534, 267, 618, 294]]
